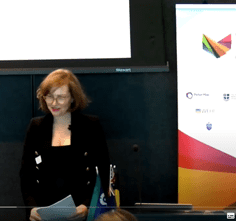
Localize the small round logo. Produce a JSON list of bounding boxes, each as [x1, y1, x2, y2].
[[186, 92, 193, 99]]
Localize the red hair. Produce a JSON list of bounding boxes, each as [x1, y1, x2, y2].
[[36, 69, 91, 113]]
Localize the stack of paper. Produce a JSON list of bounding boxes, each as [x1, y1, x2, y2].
[[37, 195, 76, 221]]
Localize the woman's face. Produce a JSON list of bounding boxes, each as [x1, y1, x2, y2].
[[46, 85, 73, 117]]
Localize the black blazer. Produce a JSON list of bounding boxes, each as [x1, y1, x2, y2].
[[19, 109, 110, 220]]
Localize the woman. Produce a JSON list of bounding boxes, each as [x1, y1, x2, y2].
[[20, 69, 111, 221]]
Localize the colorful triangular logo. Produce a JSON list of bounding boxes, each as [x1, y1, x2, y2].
[[202, 34, 231, 58]]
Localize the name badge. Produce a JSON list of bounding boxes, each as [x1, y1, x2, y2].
[[35, 155, 42, 164]]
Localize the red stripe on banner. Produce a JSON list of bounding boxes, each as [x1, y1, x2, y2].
[[178, 130, 236, 173]]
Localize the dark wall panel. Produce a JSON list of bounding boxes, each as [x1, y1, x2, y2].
[[0, 75, 32, 142], [0, 75, 32, 220]]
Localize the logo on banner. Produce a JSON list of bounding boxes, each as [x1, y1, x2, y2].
[[206, 122, 212, 130], [186, 92, 193, 99], [187, 93, 209, 99], [202, 34, 231, 58], [224, 94, 230, 101], [223, 94, 236, 100], [196, 109, 215, 113]]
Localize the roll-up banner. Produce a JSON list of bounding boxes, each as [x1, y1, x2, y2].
[[176, 4, 236, 210]]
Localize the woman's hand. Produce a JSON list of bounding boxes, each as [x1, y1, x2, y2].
[[29, 207, 42, 221], [68, 204, 88, 220]]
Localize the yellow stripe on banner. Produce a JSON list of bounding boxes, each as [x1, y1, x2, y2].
[[178, 167, 236, 210], [115, 189, 120, 207]]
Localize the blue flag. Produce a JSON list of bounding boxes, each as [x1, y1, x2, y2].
[[87, 168, 116, 221]]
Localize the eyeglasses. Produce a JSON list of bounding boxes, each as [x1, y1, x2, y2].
[[43, 94, 70, 104]]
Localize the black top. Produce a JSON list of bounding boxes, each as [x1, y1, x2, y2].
[[45, 145, 73, 205]]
